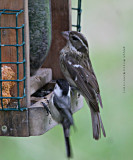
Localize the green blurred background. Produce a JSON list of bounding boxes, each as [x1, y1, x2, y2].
[[0, 0, 133, 160]]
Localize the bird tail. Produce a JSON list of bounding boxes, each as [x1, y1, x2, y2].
[[63, 126, 72, 158], [90, 108, 106, 140]]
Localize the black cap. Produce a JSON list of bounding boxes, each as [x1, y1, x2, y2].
[[56, 79, 70, 96]]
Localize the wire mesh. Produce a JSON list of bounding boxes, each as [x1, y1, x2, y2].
[[0, 9, 26, 111], [72, 0, 82, 32]]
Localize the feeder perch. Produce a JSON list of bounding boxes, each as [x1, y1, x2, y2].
[[0, 0, 83, 137]]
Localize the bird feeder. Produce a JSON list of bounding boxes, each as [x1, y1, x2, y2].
[[0, 0, 83, 137]]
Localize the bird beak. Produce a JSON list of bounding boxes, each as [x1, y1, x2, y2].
[[61, 31, 70, 40]]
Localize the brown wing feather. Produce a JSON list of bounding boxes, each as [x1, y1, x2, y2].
[[64, 56, 99, 112], [79, 66, 103, 109], [78, 56, 103, 108]]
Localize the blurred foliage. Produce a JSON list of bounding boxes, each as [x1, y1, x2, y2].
[[0, 0, 133, 160]]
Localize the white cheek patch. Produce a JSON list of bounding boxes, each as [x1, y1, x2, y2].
[[67, 86, 71, 97], [54, 84, 62, 97]]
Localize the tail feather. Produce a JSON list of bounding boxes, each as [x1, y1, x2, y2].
[[90, 108, 106, 140], [63, 126, 72, 158], [97, 94, 103, 108], [98, 112, 106, 137]]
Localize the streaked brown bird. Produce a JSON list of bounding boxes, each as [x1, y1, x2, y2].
[[60, 31, 106, 140]]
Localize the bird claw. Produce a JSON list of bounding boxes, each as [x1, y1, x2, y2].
[[41, 102, 51, 116]]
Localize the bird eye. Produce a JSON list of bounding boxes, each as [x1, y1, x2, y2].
[[72, 36, 78, 41]]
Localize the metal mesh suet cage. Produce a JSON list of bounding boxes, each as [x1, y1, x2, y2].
[[72, 0, 82, 32], [0, 1, 81, 111], [0, 9, 26, 111]]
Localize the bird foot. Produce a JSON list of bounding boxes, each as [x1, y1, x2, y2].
[[41, 102, 51, 116]]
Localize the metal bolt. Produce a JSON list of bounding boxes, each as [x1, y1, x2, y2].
[[1, 125, 7, 133]]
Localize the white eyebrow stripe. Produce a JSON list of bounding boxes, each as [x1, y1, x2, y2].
[[79, 38, 88, 49], [73, 34, 88, 49]]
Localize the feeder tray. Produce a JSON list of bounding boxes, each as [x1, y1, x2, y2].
[[0, 0, 83, 137]]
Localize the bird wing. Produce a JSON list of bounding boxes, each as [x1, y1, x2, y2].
[[63, 55, 100, 112], [85, 58, 103, 108], [78, 63, 103, 108]]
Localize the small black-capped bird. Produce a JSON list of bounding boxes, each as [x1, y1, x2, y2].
[[60, 31, 106, 140], [49, 79, 73, 158]]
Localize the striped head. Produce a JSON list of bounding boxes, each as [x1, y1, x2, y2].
[[62, 31, 89, 53]]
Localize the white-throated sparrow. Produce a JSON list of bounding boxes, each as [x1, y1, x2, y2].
[[60, 31, 106, 140]]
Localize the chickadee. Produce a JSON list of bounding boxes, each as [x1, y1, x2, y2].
[[49, 79, 73, 158], [60, 31, 106, 140]]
